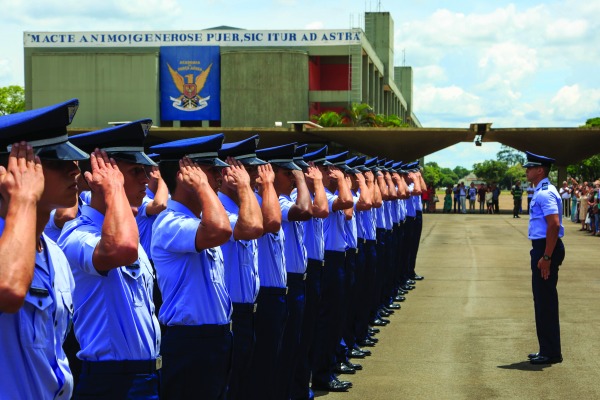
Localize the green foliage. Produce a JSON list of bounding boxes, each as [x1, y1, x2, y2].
[[583, 117, 600, 127], [472, 160, 508, 185], [0, 85, 25, 116], [374, 114, 410, 128], [423, 163, 441, 186], [504, 163, 527, 188], [342, 103, 377, 127], [496, 145, 525, 166], [424, 162, 467, 188], [311, 111, 344, 127], [453, 166, 470, 179], [567, 154, 600, 181]]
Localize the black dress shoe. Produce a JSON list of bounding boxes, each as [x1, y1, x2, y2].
[[366, 335, 379, 343], [387, 303, 401, 310], [349, 348, 366, 358], [357, 338, 376, 347], [394, 295, 406, 302], [528, 352, 539, 359], [401, 284, 415, 291], [312, 379, 350, 392], [379, 317, 390, 324], [353, 344, 371, 356], [412, 274, 424, 280], [371, 319, 387, 326], [335, 362, 356, 374], [336, 378, 352, 388], [379, 309, 392, 317], [344, 360, 362, 370], [407, 279, 416, 285], [397, 288, 408, 295], [530, 355, 563, 365]]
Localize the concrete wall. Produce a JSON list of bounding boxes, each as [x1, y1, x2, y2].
[[221, 50, 309, 127]]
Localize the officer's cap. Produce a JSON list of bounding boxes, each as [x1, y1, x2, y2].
[[523, 151, 555, 168], [293, 144, 310, 168], [219, 135, 267, 166], [0, 98, 89, 161], [303, 145, 333, 166], [256, 143, 301, 170], [70, 120, 156, 166], [364, 157, 380, 172], [147, 153, 160, 163], [346, 155, 369, 173], [150, 134, 229, 167], [391, 161, 404, 172], [383, 160, 395, 172]]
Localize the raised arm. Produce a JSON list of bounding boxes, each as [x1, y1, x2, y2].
[[88, 149, 140, 271], [355, 172, 372, 211], [144, 166, 169, 216], [330, 166, 354, 211], [223, 157, 263, 240], [377, 172, 390, 201], [256, 163, 281, 233], [0, 143, 44, 312], [305, 162, 329, 218], [384, 172, 398, 199], [368, 171, 383, 208], [287, 170, 312, 221]]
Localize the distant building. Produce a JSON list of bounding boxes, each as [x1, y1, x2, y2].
[[460, 172, 486, 186], [23, 12, 420, 130]]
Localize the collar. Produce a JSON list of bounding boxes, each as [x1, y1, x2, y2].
[[535, 177, 550, 191], [81, 204, 106, 226], [218, 192, 239, 213], [167, 199, 198, 218]]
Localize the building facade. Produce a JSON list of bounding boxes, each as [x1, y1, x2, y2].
[[24, 12, 420, 129]]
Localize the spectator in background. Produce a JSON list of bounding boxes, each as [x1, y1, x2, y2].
[[526, 182, 535, 213], [492, 184, 500, 214], [485, 186, 494, 214], [443, 185, 453, 213], [421, 184, 430, 213], [459, 182, 467, 214], [570, 181, 578, 222], [478, 183, 486, 214], [453, 184, 460, 213], [559, 181, 571, 218], [511, 180, 523, 218], [578, 184, 589, 230], [468, 183, 477, 213], [427, 184, 437, 213]]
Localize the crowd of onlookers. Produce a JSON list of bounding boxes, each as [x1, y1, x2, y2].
[[560, 178, 600, 234]]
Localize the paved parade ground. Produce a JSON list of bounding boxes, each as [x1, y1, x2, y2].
[[321, 210, 600, 400]]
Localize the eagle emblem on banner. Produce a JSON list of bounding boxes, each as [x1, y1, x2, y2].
[[167, 63, 212, 111]]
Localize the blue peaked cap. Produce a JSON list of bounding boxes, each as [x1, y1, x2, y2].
[[70, 119, 156, 166], [293, 144, 310, 168], [364, 157, 380, 172], [256, 143, 301, 170], [150, 133, 229, 167], [523, 151, 555, 167], [0, 98, 88, 161], [303, 145, 333, 166], [219, 135, 267, 166], [346, 155, 368, 173]]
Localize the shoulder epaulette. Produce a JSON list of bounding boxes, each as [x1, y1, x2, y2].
[[542, 182, 548, 190]]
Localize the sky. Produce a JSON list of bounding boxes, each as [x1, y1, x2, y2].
[[1, 0, 599, 169]]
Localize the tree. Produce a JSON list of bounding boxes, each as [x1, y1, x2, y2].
[[0, 85, 25, 116], [342, 103, 377, 127], [582, 117, 600, 127], [472, 160, 508, 185], [453, 166, 470, 180], [423, 162, 442, 187], [496, 145, 525, 166], [439, 167, 458, 187], [311, 110, 344, 127], [567, 155, 600, 181], [504, 163, 527, 189]]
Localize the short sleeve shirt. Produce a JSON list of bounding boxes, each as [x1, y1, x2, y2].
[[528, 178, 565, 240], [323, 188, 348, 252], [255, 193, 287, 288], [136, 188, 159, 260], [282, 193, 307, 274]]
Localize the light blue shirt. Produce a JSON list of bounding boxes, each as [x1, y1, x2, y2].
[[406, 184, 417, 217], [151, 199, 232, 325], [58, 205, 160, 361], [323, 188, 348, 252], [281, 193, 307, 274], [528, 178, 565, 240], [355, 191, 366, 239], [44, 193, 87, 243], [358, 207, 376, 240], [255, 193, 287, 288], [344, 193, 358, 249], [0, 219, 74, 400], [303, 192, 325, 261], [218, 192, 260, 304], [390, 199, 400, 224], [136, 187, 159, 260], [414, 194, 423, 212], [398, 199, 407, 221]]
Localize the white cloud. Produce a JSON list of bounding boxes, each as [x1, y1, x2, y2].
[[414, 84, 484, 127], [478, 42, 538, 84], [549, 84, 600, 121], [414, 65, 446, 84]]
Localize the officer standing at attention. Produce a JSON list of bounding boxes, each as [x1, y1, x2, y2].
[[217, 135, 266, 400], [512, 180, 523, 218], [59, 120, 161, 398], [0, 99, 89, 400], [524, 151, 565, 365], [149, 134, 233, 399], [291, 145, 330, 400]]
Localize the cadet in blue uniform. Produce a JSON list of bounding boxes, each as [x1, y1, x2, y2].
[[410, 162, 426, 282], [59, 120, 162, 399], [312, 150, 354, 393], [217, 136, 265, 400], [291, 145, 330, 400], [136, 161, 168, 259], [0, 99, 89, 400], [150, 134, 233, 399], [261, 143, 314, 400], [524, 151, 565, 365]]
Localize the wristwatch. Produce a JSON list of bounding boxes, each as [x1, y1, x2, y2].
[[543, 254, 552, 261]]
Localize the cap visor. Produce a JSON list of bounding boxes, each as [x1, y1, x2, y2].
[[192, 157, 230, 167], [294, 159, 310, 168], [36, 141, 90, 161], [109, 151, 157, 167], [239, 156, 268, 166], [272, 161, 301, 171]]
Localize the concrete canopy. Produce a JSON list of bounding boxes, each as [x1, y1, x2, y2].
[[68, 126, 600, 166]]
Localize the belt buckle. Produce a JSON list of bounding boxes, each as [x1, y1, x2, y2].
[[355, 248, 359, 254], [155, 356, 163, 371], [229, 321, 233, 331], [253, 303, 257, 313], [302, 273, 307, 281], [321, 261, 325, 267], [285, 287, 289, 295]]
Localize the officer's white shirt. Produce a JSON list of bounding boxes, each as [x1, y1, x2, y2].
[[528, 178, 565, 240]]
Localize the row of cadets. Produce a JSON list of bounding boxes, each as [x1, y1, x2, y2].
[[149, 134, 233, 399], [311, 150, 356, 392], [58, 119, 162, 398], [337, 155, 374, 373], [0, 99, 88, 400], [291, 145, 331, 400], [216, 135, 266, 400]]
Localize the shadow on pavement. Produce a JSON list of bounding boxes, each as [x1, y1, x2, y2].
[[497, 361, 551, 372]]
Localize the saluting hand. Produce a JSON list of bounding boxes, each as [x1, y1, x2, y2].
[[0, 142, 44, 203], [355, 172, 366, 185], [255, 162, 274, 186], [177, 157, 209, 191], [148, 166, 163, 182], [364, 170, 374, 183], [84, 149, 124, 196], [304, 162, 322, 183], [222, 157, 251, 190], [328, 166, 344, 181]]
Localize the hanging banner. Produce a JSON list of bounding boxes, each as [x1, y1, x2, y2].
[[160, 46, 220, 121]]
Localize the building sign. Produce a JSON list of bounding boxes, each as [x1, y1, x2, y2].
[[160, 46, 220, 121], [24, 29, 363, 47]]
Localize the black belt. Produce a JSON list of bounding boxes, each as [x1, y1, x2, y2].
[[232, 302, 257, 313], [287, 272, 307, 281], [81, 357, 162, 375], [166, 323, 232, 336], [307, 258, 325, 267], [260, 286, 288, 295]]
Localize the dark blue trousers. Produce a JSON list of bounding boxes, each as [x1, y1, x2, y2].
[[374, 228, 387, 311], [394, 223, 405, 290], [356, 239, 377, 341], [341, 249, 358, 356], [410, 211, 423, 277], [312, 250, 346, 384], [401, 217, 415, 283], [247, 287, 287, 400], [531, 238, 565, 358], [291, 259, 323, 400], [276, 273, 306, 400], [160, 324, 232, 400], [75, 368, 158, 400], [227, 304, 256, 400], [381, 230, 395, 306]]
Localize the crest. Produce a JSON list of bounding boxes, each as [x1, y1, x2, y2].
[[167, 62, 212, 111]]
